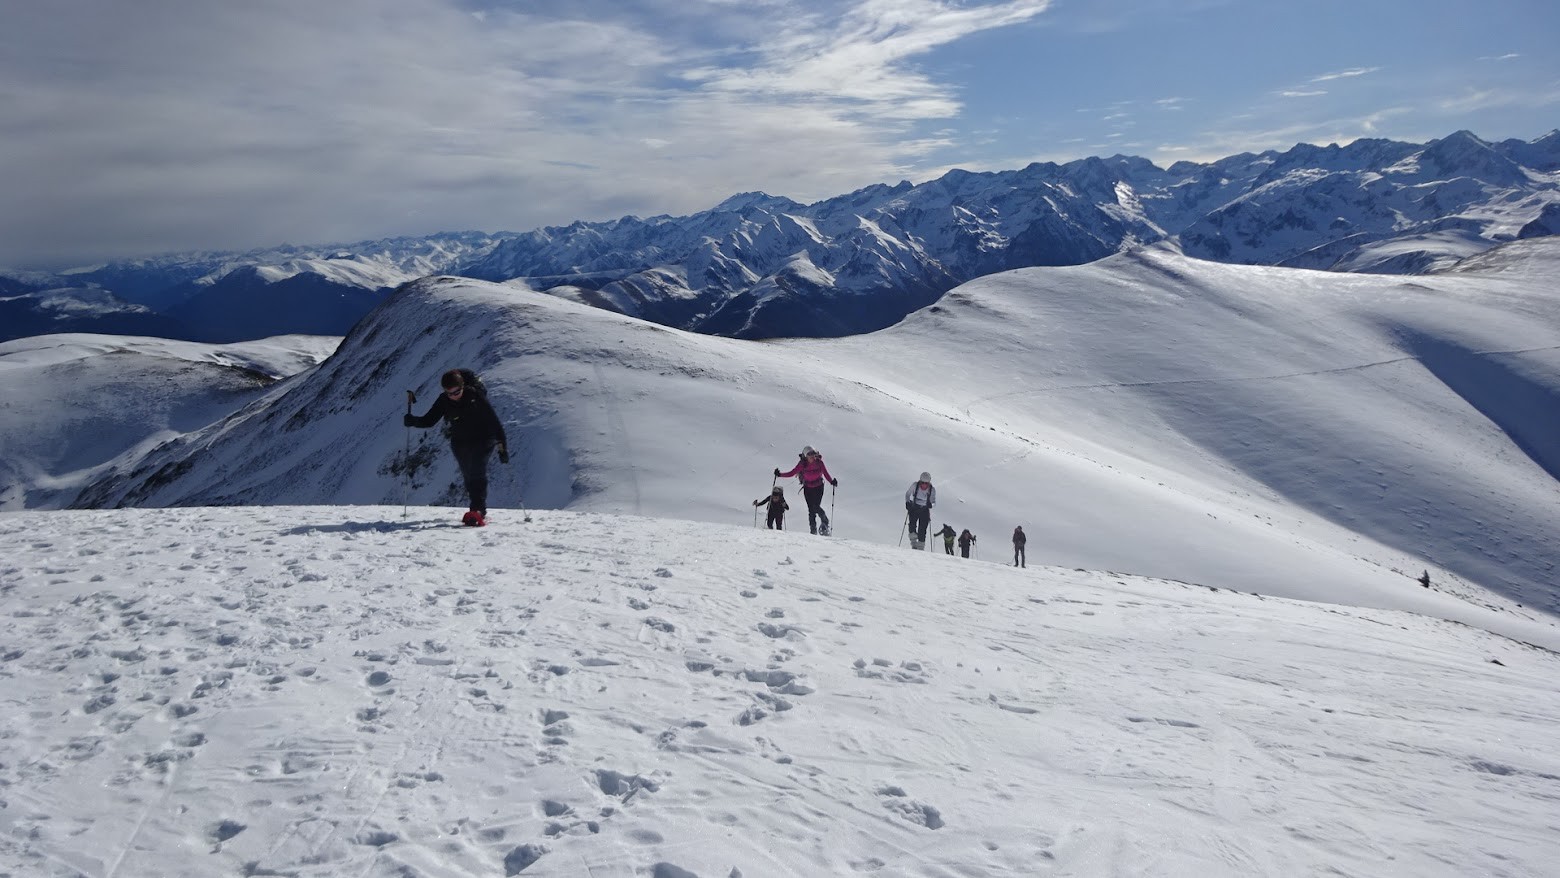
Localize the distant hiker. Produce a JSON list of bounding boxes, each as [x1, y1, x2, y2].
[[958, 528, 977, 559], [934, 524, 957, 555], [404, 368, 508, 526], [755, 486, 789, 530], [775, 446, 837, 535], [1418, 570, 1431, 589], [904, 472, 935, 547], [1013, 526, 1026, 568]]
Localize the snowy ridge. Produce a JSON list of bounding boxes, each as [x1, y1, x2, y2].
[[0, 333, 339, 511], [1, 506, 1556, 877], [64, 240, 1560, 646]]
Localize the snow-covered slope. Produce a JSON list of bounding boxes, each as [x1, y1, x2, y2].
[[0, 333, 340, 510], [70, 240, 1560, 643], [1, 507, 1556, 877]]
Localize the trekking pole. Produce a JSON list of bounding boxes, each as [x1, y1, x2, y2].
[[402, 390, 416, 519], [898, 511, 908, 546], [830, 483, 837, 535]]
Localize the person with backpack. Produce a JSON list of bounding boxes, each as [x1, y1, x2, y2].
[[754, 486, 789, 530], [933, 524, 957, 555], [774, 446, 837, 535], [904, 472, 935, 548], [958, 528, 977, 559], [404, 368, 509, 526], [1013, 526, 1027, 567]]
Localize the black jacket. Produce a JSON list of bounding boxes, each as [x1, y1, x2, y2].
[[409, 390, 507, 448]]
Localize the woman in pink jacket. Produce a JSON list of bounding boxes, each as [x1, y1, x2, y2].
[[775, 445, 838, 535]]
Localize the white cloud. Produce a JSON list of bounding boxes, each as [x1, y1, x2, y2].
[[1280, 89, 1327, 98], [1438, 87, 1560, 113], [1146, 106, 1417, 165], [686, 0, 1052, 118], [0, 0, 1054, 268], [1310, 66, 1381, 82]]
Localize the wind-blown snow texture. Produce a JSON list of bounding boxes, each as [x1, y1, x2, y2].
[[10, 130, 1559, 342], [2, 507, 1558, 877]]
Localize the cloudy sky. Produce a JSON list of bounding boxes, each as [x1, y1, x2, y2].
[[1, 0, 1556, 270]]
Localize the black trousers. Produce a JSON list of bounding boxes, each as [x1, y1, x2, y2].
[[803, 485, 829, 533], [766, 510, 784, 530], [1015, 546, 1026, 567], [908, 505, 930, 541], [452, 441, 495, 513]]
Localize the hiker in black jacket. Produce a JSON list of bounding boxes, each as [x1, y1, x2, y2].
[[405, 368, 508, 525], [754, 486, 789, 530]]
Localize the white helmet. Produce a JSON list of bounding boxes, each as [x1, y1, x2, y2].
[[802, 445, 816, 456], [919, 471, 931, 482]]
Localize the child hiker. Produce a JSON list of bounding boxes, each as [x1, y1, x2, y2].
[[755, 486, 789, 530]]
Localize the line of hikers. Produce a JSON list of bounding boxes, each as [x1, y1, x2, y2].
[[400, 370, 1030, 563], [756, 450, 1029, 567]]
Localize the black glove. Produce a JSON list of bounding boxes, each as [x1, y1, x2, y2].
[[830, 478, 838, 487], [905, 502, 914, 513], [403, 413, 416, 427], [498, 446, 510, 464], [773, 468, 782, 477]]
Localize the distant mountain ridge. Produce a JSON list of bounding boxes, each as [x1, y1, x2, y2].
[[6, 130, 1557, 341]]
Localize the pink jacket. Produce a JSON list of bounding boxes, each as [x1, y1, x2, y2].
[[778, 456, 834, 489]]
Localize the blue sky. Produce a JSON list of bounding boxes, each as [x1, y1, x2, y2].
[[0, 0, 1556, 269]]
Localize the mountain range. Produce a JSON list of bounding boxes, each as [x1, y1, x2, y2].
[[4, 129, 1557, 343]]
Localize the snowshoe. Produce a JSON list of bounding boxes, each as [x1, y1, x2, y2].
[[910, 538, 924, 550], [462, 510, 486, 527], [818, 522, 832, 537]]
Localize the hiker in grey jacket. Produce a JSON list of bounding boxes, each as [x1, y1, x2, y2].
[[904, 472, 935, 545]]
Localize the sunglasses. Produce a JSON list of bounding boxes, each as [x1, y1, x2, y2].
[[444, 385, 465, 397]]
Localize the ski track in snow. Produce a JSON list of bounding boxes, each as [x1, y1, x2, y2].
[[1, 507, 1558, 877]]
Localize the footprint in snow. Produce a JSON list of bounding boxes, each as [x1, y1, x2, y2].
[[853, 658, 928, 684], [876, 786, 944, 829], [757, 622, 803, 641], [1126, 715, 1200, 729], [736, 691, 793, 726], [540, 709, 571, 746]]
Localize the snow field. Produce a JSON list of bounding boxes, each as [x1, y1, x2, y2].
[[2, 506, 1557, 877]]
